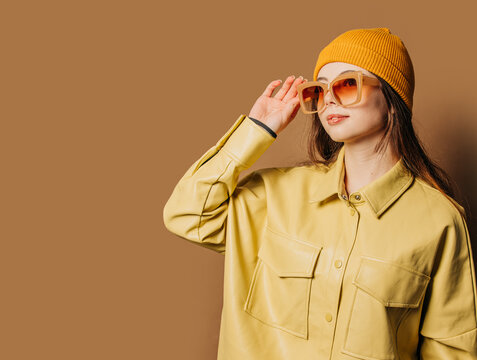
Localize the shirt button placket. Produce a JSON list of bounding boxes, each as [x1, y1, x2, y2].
[[348, 192, 362, 215]]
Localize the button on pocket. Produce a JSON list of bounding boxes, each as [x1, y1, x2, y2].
[[341, 256, 430, 360], [243, 226, 322, 339]]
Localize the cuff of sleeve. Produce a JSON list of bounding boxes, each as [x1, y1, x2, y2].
[[248, 117, 277, 138], [219, 114, 276, 170]]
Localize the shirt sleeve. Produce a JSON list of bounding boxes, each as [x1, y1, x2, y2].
[[162, 114, 276, 254], [419, 211, 477, 358], [248, 116, 277, 138]]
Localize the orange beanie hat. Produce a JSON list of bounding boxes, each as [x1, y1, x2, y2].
[[313, 27, 415, 112]]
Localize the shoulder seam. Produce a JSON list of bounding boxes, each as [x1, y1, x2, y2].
[[414, 178, 463, 218]]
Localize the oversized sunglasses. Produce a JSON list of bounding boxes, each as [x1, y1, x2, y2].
[[296, 71, 381, 114]]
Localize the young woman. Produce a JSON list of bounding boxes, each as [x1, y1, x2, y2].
[[163, 27, 477, 359]]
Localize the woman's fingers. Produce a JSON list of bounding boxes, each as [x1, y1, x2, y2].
[[283, 76, 305, 102], [274, 75, 296, 101], [262, 79, 283, 97], [262, 76, 306, 100], [289, 98, 301, 119]]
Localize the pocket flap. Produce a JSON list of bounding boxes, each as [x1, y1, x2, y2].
[[258, 227, 322, 278], [353, 256, 430, 308]]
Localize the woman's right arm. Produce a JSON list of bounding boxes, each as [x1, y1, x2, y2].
[[162, 114, 277, 253], [162, 76, 306, 253]]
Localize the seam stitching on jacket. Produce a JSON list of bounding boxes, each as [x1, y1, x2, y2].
[[377, 175, 413, 216], [459, 211, 477, 327], [265, 225, 321, 250], [221, 147, 251, 169], [197, 159, 233, 243], [417, 179, 477, 340], [433, 326, 477, 340]]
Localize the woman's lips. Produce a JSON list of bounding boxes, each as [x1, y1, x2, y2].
[[327, 115, 349, 124]]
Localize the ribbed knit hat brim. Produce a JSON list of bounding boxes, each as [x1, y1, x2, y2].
[[313, 28, 415, 111]]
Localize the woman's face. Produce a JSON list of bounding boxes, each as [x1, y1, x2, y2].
[[316, 62, 389, 144]]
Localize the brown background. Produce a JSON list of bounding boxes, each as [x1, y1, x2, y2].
[[1, 0, 477, 359]]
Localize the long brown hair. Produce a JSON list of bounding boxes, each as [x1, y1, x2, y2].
[[295, 73, 469, 220]]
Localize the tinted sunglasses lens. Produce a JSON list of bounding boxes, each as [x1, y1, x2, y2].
[[332, 77, 358, 106], [301, 85, 324, 113]]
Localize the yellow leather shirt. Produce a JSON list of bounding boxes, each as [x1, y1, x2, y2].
[[163, 114, 477, 359]]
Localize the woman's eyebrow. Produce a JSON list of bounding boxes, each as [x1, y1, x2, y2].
[[317, 69, 357, 82]]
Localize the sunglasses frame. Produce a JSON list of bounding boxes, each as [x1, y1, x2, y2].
[[296, 71, 381, 114]]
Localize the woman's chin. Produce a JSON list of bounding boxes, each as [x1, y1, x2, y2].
[[326, 129, 358, 143]]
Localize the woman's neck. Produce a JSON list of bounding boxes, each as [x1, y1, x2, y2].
[[342, 142, 400, 195]]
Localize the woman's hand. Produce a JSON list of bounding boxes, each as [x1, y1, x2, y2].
[[248, 75, 307, 135]]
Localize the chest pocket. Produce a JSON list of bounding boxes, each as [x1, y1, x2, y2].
[[243, 226, 322, 339], [341, 256, 431, 360]]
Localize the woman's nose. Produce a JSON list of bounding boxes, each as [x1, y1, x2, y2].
[[323, 88, 335, 106]]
